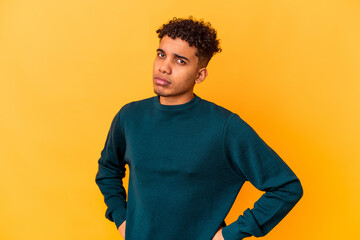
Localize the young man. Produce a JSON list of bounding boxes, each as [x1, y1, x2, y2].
[[95, 17, 303, 240]]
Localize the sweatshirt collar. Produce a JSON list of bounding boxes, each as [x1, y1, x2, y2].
[[154, 93, 201, 111]]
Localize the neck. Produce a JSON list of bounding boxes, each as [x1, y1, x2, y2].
[[159, 93, 195, 105]]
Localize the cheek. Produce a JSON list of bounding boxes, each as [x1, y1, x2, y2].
[[153, 58, 161, 72], [176, 74, 195, 87], [152, 60, 157, 72], [182, 68, 198, 83]]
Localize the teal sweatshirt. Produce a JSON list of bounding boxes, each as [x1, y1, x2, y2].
[[95, 94, 303, 240]]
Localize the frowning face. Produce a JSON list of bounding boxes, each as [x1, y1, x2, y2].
[[153, 35, 207, 105]]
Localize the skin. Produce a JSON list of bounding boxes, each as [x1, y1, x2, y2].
[[153, 35, 208, 105], [118, 221, 125, 239], [118, 35, 224, 240]]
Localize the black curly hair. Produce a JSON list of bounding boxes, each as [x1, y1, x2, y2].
[[156, 16, 222, 68]]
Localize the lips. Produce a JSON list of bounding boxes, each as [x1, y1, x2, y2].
[[154, 76, 171, 86]]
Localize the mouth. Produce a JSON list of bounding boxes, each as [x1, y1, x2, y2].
[[154, 76, 171, 86]]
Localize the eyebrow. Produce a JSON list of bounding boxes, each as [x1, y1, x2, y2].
[[156, 48, 190, 62]]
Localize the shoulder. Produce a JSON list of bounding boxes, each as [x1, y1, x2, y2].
[[199, 98, 253, 133], [117, 96, 155, 116], [198, 98, 235, 119], [198, 98, 251, 131]]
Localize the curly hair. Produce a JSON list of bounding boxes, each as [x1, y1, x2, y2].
[[156, 16, 222, 67]]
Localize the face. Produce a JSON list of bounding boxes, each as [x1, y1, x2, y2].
[[153, 35, 207, 105]]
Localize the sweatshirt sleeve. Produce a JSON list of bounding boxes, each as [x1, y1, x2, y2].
[[221, 114, 303, 240], [95, 110, 127, 229]]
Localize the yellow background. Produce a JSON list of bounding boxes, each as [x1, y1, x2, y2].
[[1, 0, 359, 239]]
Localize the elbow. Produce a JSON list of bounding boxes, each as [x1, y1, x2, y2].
[[291, 179, 303, 203], [278, 178, 303, 204]]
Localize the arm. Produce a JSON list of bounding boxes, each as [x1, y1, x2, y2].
[[95, 110, 127, 229], [118, 220, 126, 238], [221, 114, 303, 240]]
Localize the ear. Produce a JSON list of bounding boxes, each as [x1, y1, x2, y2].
[[195, 68, 208, 84]]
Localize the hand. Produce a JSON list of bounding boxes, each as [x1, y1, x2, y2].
[[212, 226, 224, 240], [118, 220, 126, 239]]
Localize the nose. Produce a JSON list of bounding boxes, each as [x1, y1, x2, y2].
[[158, 59, 172, 74]]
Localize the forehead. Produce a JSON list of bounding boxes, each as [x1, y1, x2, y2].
[[158, 35, 197, 60]]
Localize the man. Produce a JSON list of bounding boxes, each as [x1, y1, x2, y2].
[[95, 16, 303, 240]]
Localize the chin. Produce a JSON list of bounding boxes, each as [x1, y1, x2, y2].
[[153, 88, 168, 97]]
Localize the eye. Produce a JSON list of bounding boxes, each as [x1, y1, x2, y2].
[[157, 52, 165, 58], [177, 59, 186, 65]]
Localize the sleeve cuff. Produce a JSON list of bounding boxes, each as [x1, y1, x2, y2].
[[112, 207, 127, 229], [222, 223, 252, 240]]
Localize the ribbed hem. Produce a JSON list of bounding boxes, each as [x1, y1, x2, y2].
[[153, 93, 201, 111]]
